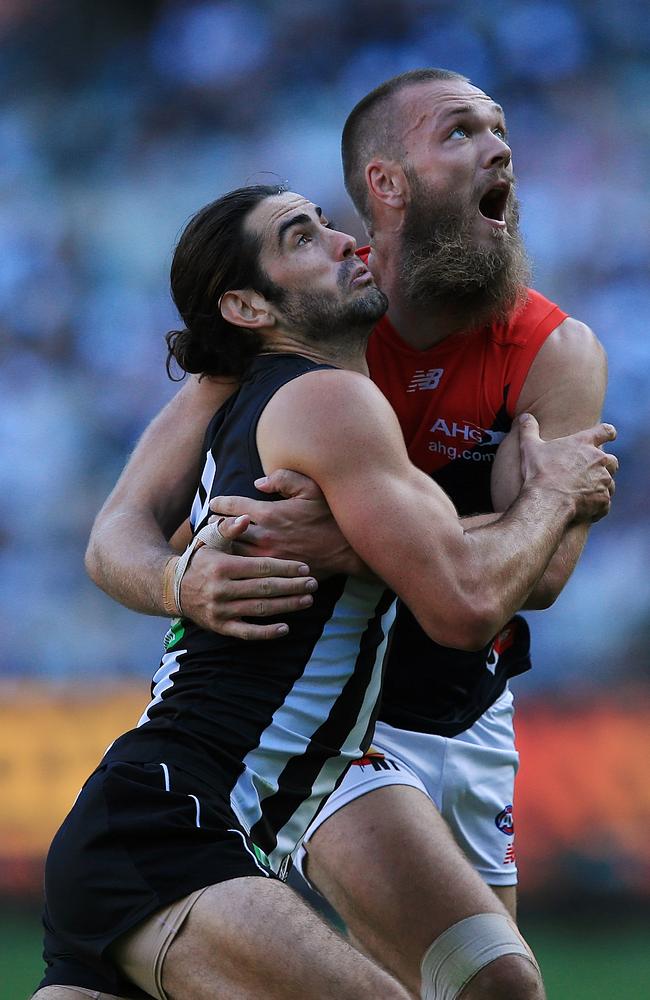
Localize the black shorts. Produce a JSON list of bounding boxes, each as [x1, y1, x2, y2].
[[39, 759, 275, 997]]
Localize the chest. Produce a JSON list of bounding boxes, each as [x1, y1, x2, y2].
[[367, 334, 514, 480]]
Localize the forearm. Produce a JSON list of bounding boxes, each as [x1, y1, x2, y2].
[[86, 376, 236, 614], [460, 512, 500, 529], [86, 507, 174, 616], [522, 522, 588, 609], [461, 513, 588, 609], [461, 485, 575, 637]]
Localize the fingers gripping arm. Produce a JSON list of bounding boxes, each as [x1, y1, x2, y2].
[[210, 469, 369, 578]]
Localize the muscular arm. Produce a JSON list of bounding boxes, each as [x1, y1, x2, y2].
[[85, 376, 235, 613], [490, 317, 608, 608], [257, 368, 614, 651], [86, 375, 319, 637]]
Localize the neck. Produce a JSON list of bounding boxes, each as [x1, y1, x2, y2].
[[260, 332, 370, 376], [369, 233, 477, 350]]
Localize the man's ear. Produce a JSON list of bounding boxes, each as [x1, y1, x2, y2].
[[219, 289, 275, 330], [365, 159, 408, 212]]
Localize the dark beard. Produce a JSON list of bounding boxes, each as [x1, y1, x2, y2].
[[272, 260, 388, 346], [400, 174, 531, 330]]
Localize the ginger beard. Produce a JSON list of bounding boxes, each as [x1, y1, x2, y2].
[[399, 169, 532, 330]]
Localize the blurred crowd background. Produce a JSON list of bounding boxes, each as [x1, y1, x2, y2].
[[2, 0, 649, 686], [1, 2, 649, 982]]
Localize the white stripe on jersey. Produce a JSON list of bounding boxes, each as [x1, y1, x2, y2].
[[229, 576, 396, 871], [189, 793, 201, 828], [190, 449, 217, 530], [137, 650, 185, 727], [269, 597, 396, 870]]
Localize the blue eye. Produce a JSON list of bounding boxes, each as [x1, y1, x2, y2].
[[449, 126, 468, 139], [296, 233, 312, 246], [493, 127, 508, 140]]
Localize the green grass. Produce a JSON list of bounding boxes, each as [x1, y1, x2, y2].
[[0, 908, 43, 1000], [2, 908, 649, 999], [523, 916, 650, 1000]]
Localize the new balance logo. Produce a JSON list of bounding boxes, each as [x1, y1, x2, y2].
[[407, 368, 444, 392], [504, 844, 516, 865]]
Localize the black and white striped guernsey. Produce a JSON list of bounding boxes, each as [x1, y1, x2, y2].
[[104, 354, 396, 874]]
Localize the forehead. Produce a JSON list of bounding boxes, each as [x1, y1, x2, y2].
[[245, 192, 318, 248], [396, 79, 504, 136]]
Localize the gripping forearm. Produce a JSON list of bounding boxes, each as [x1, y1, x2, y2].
[[461, 513, 588, 610], [86, 506, 176, 616], [462, 484, 576, 638], [521, 521, 589, 609]]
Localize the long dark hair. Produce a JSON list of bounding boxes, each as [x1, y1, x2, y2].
[[166, 184, 284, 379]]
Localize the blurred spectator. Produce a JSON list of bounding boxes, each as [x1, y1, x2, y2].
[[1, 0, 648, 687]]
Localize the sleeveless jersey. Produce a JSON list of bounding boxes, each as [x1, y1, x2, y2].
[[105, 354, 396, 874], [362, 247, 568, 736]]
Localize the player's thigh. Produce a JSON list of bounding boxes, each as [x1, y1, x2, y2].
[[491, 883, 517, 921], [160, 876, 408, 1000], [306, 784, 509, 961], [31, 990, 127, 999]]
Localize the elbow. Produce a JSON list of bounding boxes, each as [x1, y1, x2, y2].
[[84, 540, 99, 585], [418, 596, 502, 652], [524, 579, 562, 610], [84, 526, 103, 586]]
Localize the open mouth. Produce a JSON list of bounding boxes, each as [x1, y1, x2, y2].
[[478, 183, 510, 228]]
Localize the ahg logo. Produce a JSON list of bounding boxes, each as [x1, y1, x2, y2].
[[429, 417, 506, 446]]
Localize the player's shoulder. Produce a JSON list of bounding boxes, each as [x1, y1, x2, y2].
[[489, 288, 568, 347], [531, 314, 606, 371], [267, 362, 388, 417]]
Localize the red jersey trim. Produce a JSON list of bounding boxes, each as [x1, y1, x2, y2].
[[499, 291, 568, 416], [358, 245, 568, 418]]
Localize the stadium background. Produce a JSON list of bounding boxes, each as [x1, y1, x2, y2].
[[1, 1, 648, 996]]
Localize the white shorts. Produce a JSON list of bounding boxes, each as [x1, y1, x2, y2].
[[295, 686, 519, 887]]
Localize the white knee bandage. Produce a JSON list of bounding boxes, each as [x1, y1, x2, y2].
[[420, 913, 540, 1000]]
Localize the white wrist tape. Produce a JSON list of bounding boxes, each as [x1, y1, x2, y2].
[[173, 520, 231, 616], [420, 913, 540, 1000]]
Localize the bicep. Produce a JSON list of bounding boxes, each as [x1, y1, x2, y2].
[[516, 318, 607, 433], [258, 370, 463, 600], [100, 376, 237, 537], [491, 318, 607, 511]]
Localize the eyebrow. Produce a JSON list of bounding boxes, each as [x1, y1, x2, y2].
[[442, 102, 505, 121], [277, 206, 322, 247]]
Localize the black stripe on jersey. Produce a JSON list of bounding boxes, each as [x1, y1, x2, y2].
[[249, 588, 395, 853], [132, 574, 352, 792]]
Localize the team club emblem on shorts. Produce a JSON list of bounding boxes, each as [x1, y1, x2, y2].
[[495, 804, 514, 836]]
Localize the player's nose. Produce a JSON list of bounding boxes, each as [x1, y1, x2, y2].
[[483, 132, 512, 170], [333, 229, 357, 259]]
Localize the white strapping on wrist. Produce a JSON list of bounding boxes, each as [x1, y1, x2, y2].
[[162, 554, 180, 617], [171, 520, 232, 617]]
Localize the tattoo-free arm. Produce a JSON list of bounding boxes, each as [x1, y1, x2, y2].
[[491, 318, 608, 608], [257, 369, 615, 650], [85, 376, 319, 638], [85, 376, 234, 613]]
